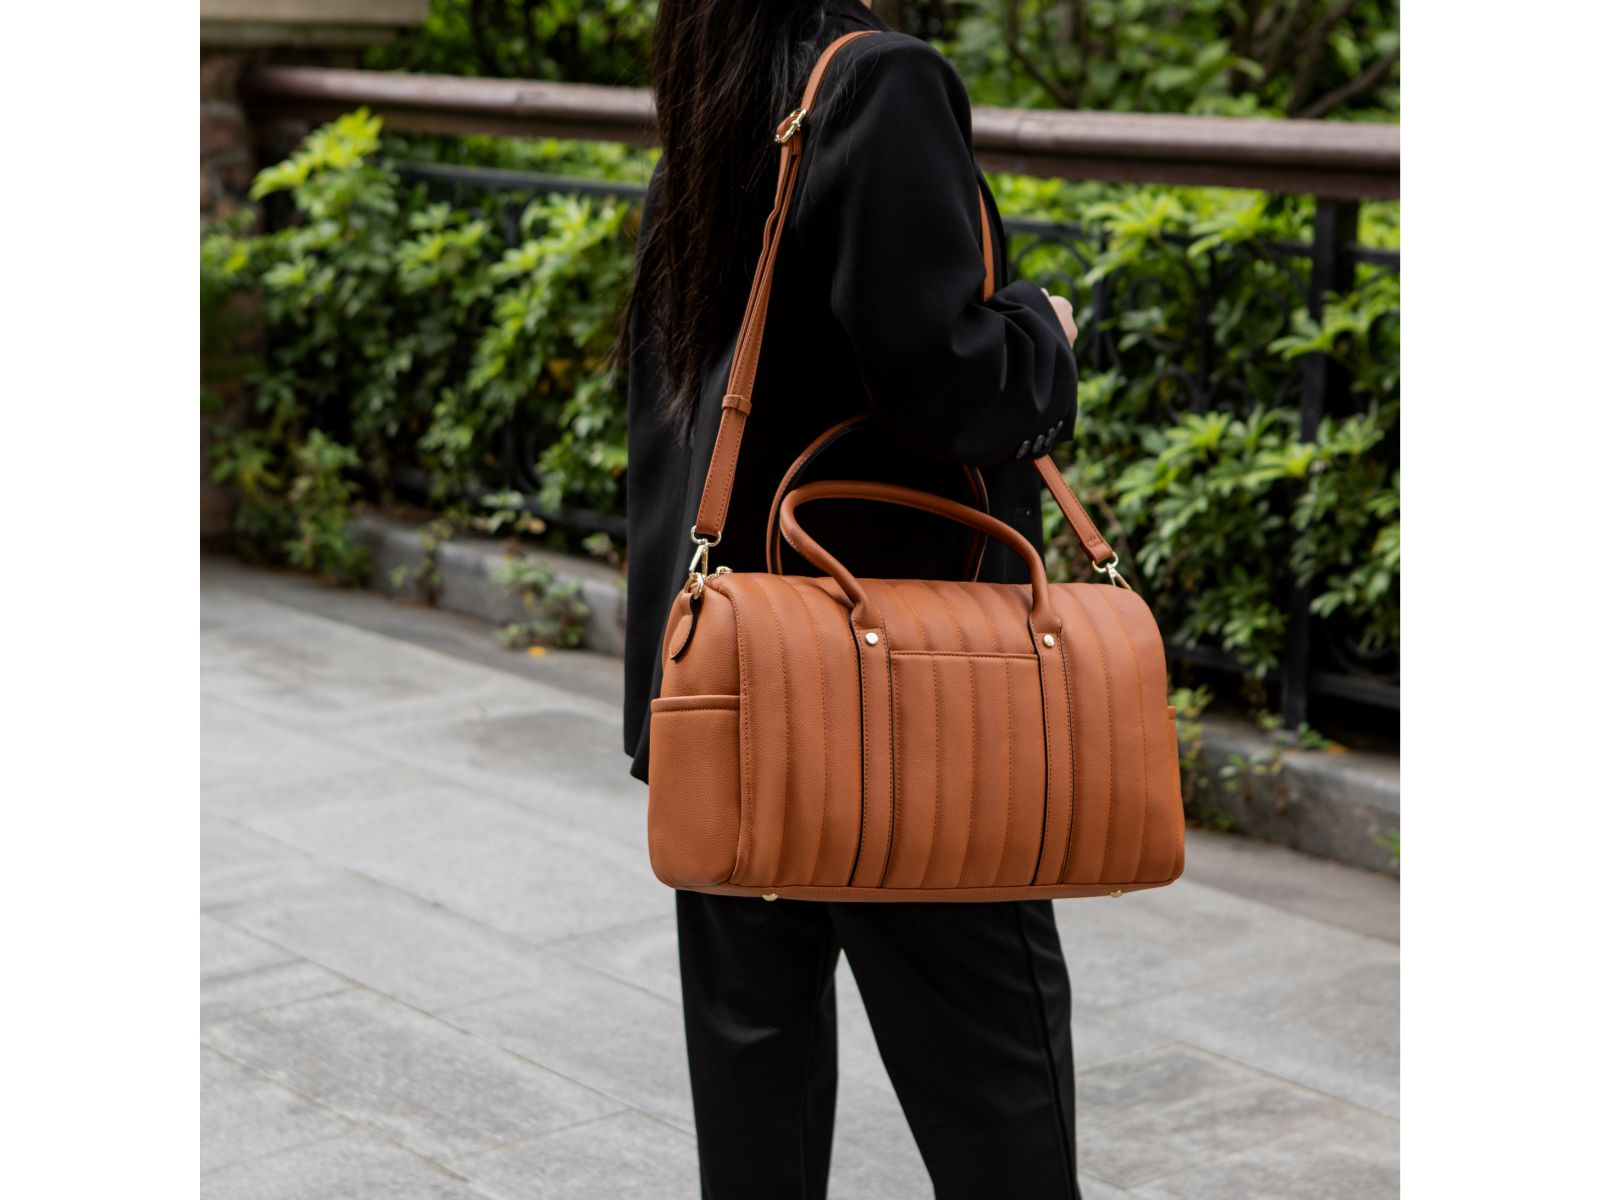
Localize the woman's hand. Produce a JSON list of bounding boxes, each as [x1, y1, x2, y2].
[[1042, 289, 1077, 348]]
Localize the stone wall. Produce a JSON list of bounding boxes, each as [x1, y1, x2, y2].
[[199, 2, 427, 544], [201, 53, 256, 224]]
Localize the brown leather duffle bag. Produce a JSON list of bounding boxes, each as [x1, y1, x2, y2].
[[647, 31, 1185, 902]]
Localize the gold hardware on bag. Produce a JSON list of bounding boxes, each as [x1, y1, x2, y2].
[[775, 107, 808, 143], [762, 893, 779, 901], [684, 527, 725, 597], [1109, 890, 1125, 898], [864, 632, 879, 646], [1094, 554, 1132, 590], [1042, 634, 1056, 648]]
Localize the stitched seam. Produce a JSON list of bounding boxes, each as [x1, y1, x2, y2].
[[1063, 589, 1114, 883], [1041, 468, 1110, 562], [943, 586, 1001, 888], [898, 587, 939, 889], [940, 585, 979, 888], [706, 879, 1161, 893], [847, 620, 868, 887], [877, 642, 898, 889], [721, 586, 756, 883], [752, 577, 797, 885], [960, 653, 977, 887], [990, 656, 1015, 887], [1029, 617, 1054, 886], [1057, 612, 1078, 885], [737, 160, 800, 401], [1098, 588, 1151, 882], [797, 586, 831, 886], [698, 418, 745, 530], [885, 650, 1036, 660]]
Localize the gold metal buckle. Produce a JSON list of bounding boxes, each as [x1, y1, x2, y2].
[[775, 107, 808, 144], [1093, 553, 1132, 590]]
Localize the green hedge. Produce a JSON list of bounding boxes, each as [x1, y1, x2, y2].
[[202, 111, 1397, 684], [203, 111, 637, 581], [368, 1, 1399, 122]]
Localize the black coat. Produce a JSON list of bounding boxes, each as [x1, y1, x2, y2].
[[623, 23, 1079, 781]]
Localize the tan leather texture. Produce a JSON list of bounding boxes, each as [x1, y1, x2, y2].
[[648, 31, 1185, 901]]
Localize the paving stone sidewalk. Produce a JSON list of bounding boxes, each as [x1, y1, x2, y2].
[[201, 559, 1399, 1199]]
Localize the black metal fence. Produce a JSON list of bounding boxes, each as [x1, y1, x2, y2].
[[1006, 204, 1399, 725]]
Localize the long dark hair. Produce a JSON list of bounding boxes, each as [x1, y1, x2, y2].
[[624, 0, 881, 435]]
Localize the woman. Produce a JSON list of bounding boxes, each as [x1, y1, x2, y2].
[[623, 2, 1084, 1196]]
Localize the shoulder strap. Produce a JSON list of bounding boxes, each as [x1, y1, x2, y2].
[[688, 29, 1117, 572]]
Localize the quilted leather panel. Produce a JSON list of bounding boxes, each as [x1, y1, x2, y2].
[[886, 652, 1045, 889], [651, 571, 1185, 899]]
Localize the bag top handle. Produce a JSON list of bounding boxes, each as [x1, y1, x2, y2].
[[686, 29, 1119, 575]]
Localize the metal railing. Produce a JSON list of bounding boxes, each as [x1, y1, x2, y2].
[[244, 66, 1398, 199], [241, 67, 1400, 726]]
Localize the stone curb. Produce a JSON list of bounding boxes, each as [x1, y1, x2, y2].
[[348, 514, 626, 657], [1188, 714, 1400, 877]]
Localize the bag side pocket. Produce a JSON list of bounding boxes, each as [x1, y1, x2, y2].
[[647, 695, 742, 888]]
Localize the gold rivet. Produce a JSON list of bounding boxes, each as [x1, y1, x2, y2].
[[1042, 634, 1056, 648], [864, 632, 879, 646], [762, 893, 779, 901], [1109, 889, 1124, 898]]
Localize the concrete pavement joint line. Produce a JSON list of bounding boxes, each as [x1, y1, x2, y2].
[[1180, 881, 1398, 945], [202, 1044, 381, 1170], [531, 909, 671, 950], [205, 577, 622, 723], [1084, 1082, 1354, 1189], [1088, 1058, 1373, 1129], [203, 957, 313, 989], [443, 1108, 665, 1165], [202, 983, 366, 1028], [1071, 1040, 1384, 1140], [201, 1129, 352, 1178], [201, 687, 641, 854], [1104, 1104, 1389, 1194], [206, 862, 698, 1131], [206, 565, 628, 707], [207, 1128, 494, 1196], [1072, 936, 1398, 1017], [205, 808, 682, 1014], [206, 947, 669, 1132], [430, 992, 701, 1124], [203, 713, 646, 883], [1107, 942, 1397, 1018], [205, 991, 638, 1160]]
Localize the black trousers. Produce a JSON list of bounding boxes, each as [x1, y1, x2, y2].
[[677, 891, 1083, 1199]]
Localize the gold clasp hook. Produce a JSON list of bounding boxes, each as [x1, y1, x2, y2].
[[1094, 553, 1132, 590], [775, 106, 808, 144], [684, 526, 724, 598]]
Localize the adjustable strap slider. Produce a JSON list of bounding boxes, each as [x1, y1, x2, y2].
[[774, 107, 808, 144]]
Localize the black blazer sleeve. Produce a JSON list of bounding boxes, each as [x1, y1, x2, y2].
[[793, 35, 1077, 469]]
